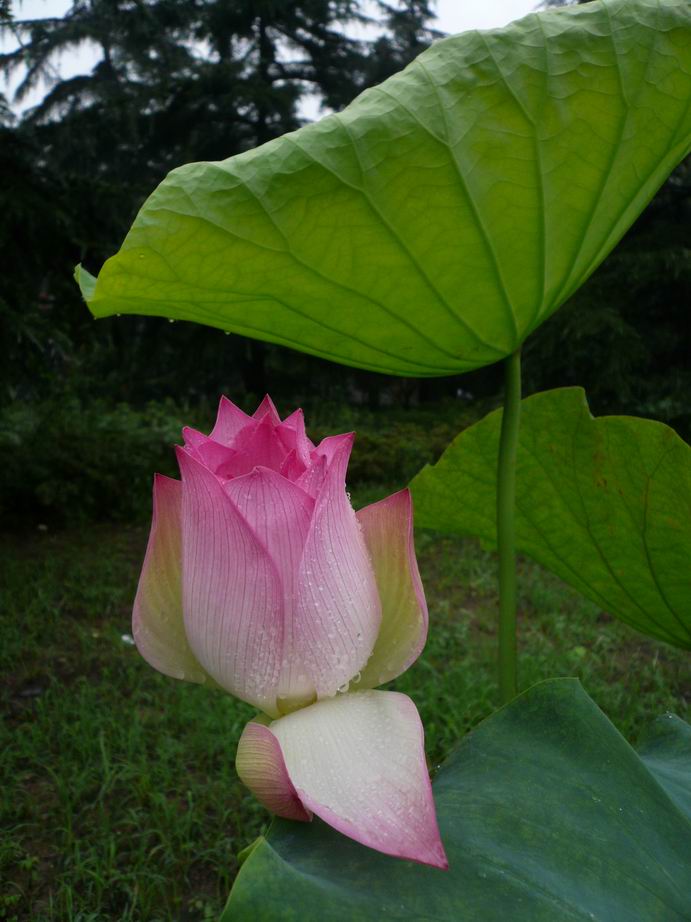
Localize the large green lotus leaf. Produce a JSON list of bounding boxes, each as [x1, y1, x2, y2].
[[77, 0, 691, 377], [410, 387, 691, 649], [638, 714, 691, 818], [224, 679, 691, 921]]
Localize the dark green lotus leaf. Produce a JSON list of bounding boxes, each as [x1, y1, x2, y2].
[[639, 714, 691, 818], [78, 0, 691, 376], [223, 679, 691, 921], [411, 387, 691, 649]]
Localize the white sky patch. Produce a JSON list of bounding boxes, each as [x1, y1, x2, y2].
[[2, 0, 537, 116], [436, 0, 538, 33]]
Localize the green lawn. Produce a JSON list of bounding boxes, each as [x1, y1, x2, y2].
[[2, 490, 688, 921]]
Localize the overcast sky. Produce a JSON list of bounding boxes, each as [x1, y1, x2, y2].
[[3, 0, 538, 112]]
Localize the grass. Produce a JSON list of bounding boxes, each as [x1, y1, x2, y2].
[[2, 487, 688, 921]]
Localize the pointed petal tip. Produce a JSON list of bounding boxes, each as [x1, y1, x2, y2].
[[313, 430, 355, 454], [211, 394, 253, 445], [362, 485, 411, 510], [436, 851, 450, 872], [415, 848, 448, 871], [217, 393, 242, 415], [174, 442, 191, 475], [152, 471, 179, 490], [268, 691, 443, 868], [283, 406, 304, 424], [330, 431, 356, 467], [309, 798, 447, 869], [174, 442, 214, 479], [310, 431, 356, 485], [150, 472, 183, 517], [239, 462, 310, 487], [253, 394, 281, 424], [181, 425, 205, 447]]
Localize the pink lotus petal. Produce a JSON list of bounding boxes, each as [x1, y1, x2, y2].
[[225, 467, 314, 598], [253, 394, 281, 425], [354, 489, 428, 689], [182, 426, 207, 449], [236, 721, 312, 822], [293, 435, 381, 699], [176, 447, 284, 716], [277, 408, 314, 466], [230, 414, 288, 475], [296, 432, 354, 498], [181, 428, 237, 479], [295, 452, 327, 499], [268, 691, 447, 868], [132, 475, 208, 684], [311, 431, 355, 468], [210, 395, 253, 445], [279, 449, 307, 482]]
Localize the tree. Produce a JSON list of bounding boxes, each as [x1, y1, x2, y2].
[[0, 1, 441, 405], [365, 1, 441, 84]]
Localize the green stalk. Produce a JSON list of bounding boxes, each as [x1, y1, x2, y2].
[[497, 348, 522, 704]]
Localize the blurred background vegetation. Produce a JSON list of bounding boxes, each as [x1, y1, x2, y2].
[[1, 0, 689, 527]]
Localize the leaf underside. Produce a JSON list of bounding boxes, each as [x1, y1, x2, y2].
[[411, 387, 691, 649], [79, 0, 691, 376], [224, 679, 691, 921]]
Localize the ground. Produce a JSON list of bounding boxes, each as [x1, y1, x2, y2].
[[2, 487, 688, 921]]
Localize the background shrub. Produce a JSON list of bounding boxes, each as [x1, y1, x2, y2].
[[0, 397, 481, 528]]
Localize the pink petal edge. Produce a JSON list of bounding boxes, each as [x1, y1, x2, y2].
[[267, 690, 448, 869], [132, 474, 208, 684], [278, 408, 314, 466], [253, 394, 281, 425], [354, 489, 428, 689], [292, 435, 381, 700], [181, 428, 237, 479], [176, 447, 284, 716], [209, 395, 253, 445], [236, 721, 312, 822]]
